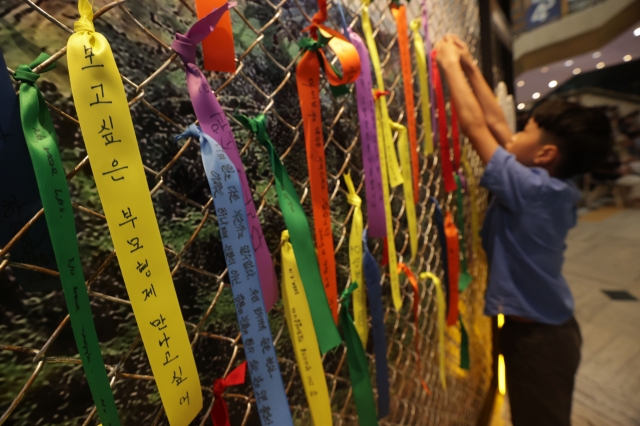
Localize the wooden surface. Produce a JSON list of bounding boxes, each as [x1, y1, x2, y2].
[[491, 207, 640, 426]]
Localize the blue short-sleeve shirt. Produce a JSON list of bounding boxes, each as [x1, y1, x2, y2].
[[480, 147, 581, 325]]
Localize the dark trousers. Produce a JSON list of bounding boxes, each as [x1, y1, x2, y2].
[[500, 316, 582, 426]]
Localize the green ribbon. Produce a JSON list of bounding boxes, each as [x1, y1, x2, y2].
[[340, 283, 378, 425], [15, 53, 120, 426], [459, 314, 470, 370], [235, 114, 341, 354], [454, 174, 472, 291]]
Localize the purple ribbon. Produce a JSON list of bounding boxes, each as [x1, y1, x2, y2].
[[172, 3, 278, 310], [420, 0, 438, 146], [347, 29, 386, 238]]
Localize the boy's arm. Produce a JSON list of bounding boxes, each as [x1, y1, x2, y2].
[[435, 37, 498, 164], [452, 35, 513, 148]]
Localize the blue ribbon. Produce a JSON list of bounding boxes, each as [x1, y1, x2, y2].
[[176, 125, 293, 426], [0, 49, 58, 292], [429, 197, 449, 315], [363, 229, 390, 419]]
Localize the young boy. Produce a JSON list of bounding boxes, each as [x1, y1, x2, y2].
[[434, 35, 612, 425]]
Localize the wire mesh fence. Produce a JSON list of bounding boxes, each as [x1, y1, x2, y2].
[[0, 0, 491, 424]]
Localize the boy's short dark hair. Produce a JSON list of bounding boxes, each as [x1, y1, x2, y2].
[[533, 100, 613, 179]]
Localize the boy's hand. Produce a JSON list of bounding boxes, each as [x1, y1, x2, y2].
[[449, 34, 475, 71], [435, 36, 461, 67]]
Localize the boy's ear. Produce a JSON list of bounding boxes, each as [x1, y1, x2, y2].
[[534, 144, 559, 166]]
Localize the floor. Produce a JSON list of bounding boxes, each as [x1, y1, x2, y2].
[[490, 206, 640, 426]]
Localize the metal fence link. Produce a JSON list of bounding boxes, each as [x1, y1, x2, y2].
[[0, 0, 490, 424]]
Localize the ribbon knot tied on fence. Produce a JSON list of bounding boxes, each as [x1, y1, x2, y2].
[[173, 2, 235, 65], [211, 361, 247, 426], [73, 0, 94, 33], [13, 54, 55, 85]]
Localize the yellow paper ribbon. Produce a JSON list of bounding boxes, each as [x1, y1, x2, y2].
[[461, 145, 483, 262], [281, 231, 333, 426], [373, 94, 401, 311], [67, 2, 202, 423], [420, 272, 446, 390], [409, 19, 434, 154], [362, 3, 403, 189], [344, 173, 368, 347], [391, 121, 418, 262]]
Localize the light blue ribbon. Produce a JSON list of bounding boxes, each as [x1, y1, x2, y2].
[[176, 125, 293, 426]]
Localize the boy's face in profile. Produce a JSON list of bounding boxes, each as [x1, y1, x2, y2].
[[507, 118, 559, 170]]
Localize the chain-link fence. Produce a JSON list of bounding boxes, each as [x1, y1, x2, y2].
[[0, 0, 491, 424]]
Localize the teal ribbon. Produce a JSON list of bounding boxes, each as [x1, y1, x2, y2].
[[235, 114, 341, 354], [340, 283, 378, 425], [15, 53, 120, 426]]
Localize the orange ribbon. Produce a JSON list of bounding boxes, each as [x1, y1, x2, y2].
[[374, 89, 390, 100], [398, 262, 431, 395], [391, 4, 419, 201], [211, 361, 247, 426], [431, 49, 457, 192], [443, 212, 460, 326], [296, 17, 360, 322], [195, 0, 236, 72]]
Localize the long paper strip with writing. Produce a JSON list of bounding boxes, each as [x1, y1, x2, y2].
[[0, 50, 59, 292], [344, 173, 367, 346], [281, 230, 333, 426], [362, 230, 390, 418], [297, 24, 360, 322], [398, 263, 430, 394], [431, 51, 457, 192], [235, 114, 341, 354], [420, 272, 446, 390], [195, 0, 236, 73], [373, 95, 401, 310], [461, 145, 482, 262], [391, 3, 420, 201], [340, 283, 379, 426], [177, 125, 292, 426], [444, 212, 460, 326], [361, 1, 403, 189], [347, 29, 386, 238], [409, 19, 434, 155], [67, 2, 202, 422], [454, 174, 472, 291], [172, 3, 278, 311], [391, 121, 418, 261], [420, 0, 438, 143], [15, 53, 120, 426]]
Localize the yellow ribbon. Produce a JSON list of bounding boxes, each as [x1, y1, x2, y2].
[[461, 145, 483, 263], [281, 231, 333, 425], [344, 173, 368, 347], [362, 3, 403, 189], [409, 19, 434, 154], [420, 272, 446, 390], [390, 121, 418, 262], [67, 2, 202, 423], [373, 94, 401, 311]]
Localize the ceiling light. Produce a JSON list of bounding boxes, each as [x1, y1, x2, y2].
[[623, 54, 632, 62], [634, 27, 640, 36], [517, 80, 525, 87], [532, 92, 541, 99], [592, 51, 602, 59], [517, 103, 525, 110], [573, 68, 581, 75], [549, 80, 558, 88], [596, 62, 605, 69], [541, 67, 549, 73], [564, 60, 574, 67]]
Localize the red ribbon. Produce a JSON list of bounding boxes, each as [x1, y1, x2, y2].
[[430, 49, 457, 192], [398, 262, 431, 395], [374, 89, 390, 100], [381, 237, 389, 266], [443, 212, 460, 326], [450, 102, 461, 170], [211, 361, 247, 426]]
